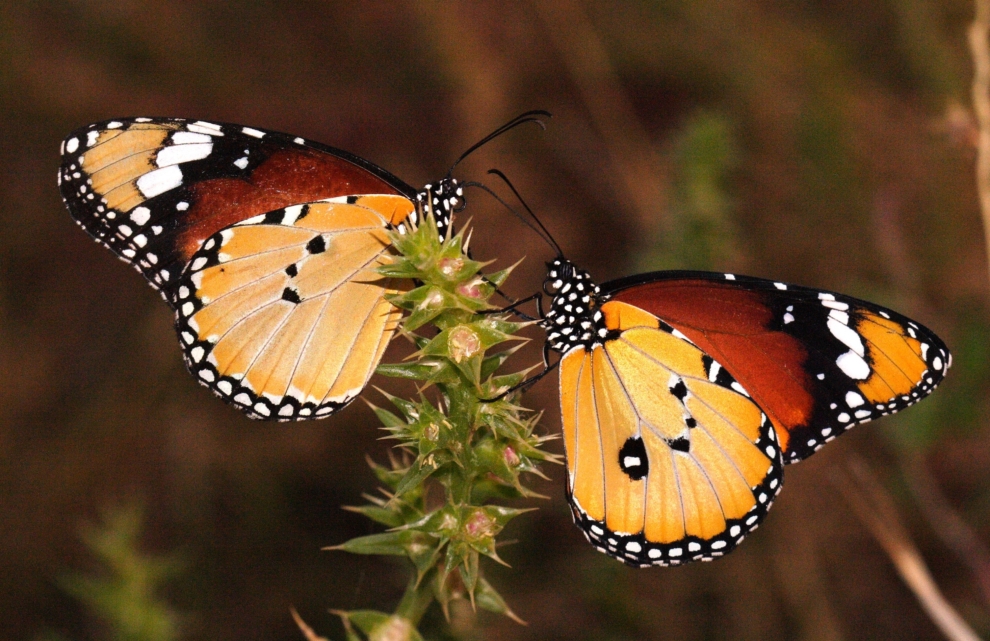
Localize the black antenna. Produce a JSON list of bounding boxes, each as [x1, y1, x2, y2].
[[447, 110, 552, 176], [461, 179, 560, 257], [486, 169, 563, 256]]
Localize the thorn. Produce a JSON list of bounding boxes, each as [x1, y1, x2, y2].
[[290, 607, 331, 641]]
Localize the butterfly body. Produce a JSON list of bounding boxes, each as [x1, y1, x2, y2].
[[60, 117, 464, 420], [541, 257, 949, 566]]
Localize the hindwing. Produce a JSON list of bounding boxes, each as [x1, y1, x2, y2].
[[173, 198, 409, 420], [560, 301, 784, 566]]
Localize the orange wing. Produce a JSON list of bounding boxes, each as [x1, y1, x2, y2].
[[173, 197, 411, 420], [560, 300, 783, 566]]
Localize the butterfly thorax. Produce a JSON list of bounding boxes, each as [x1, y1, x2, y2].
[[542, 257, 607, 353], [414, 177, 463, 240]]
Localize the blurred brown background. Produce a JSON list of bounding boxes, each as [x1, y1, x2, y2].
[[2, 2, 989, 640]]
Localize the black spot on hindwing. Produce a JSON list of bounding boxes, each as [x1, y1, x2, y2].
[[306, 235, 326, 254], [618, 437, 649, 480], [281, 287, 301, 304]]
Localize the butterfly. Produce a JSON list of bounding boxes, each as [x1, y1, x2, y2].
[[487, 174, 950, 567], [536, 260, 950, 567], [58, 112, 547, 421]]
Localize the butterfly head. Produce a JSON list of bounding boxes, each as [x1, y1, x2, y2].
[[416, 177, 464, 241], [542, 257, 605, 353]]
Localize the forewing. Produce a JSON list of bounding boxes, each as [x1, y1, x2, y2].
[[604, 271, 950, 463], [174, 199, 410, 420], [58, 118, 415, 300], [560, 301, 783, 567]]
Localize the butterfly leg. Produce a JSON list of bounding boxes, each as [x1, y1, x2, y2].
[[480, 343, 558, 402], [479, 291, 544, 322]]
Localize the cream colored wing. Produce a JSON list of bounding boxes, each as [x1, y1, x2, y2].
[[173, 197, 411, 420]]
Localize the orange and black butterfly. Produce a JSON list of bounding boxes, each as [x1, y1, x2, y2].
[[491, 176, 950, 566], [542, 261, 948, 566], [59, 113, 546, 420]]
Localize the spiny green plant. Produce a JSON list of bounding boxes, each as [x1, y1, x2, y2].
[[59, 503, 182, 641], [312, 213, 559, 640]]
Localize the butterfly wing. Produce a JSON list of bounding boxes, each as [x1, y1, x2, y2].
[[60, 118, 420, 421], [58, 118, 415, 298], [601, 271, 950, 463], [560, 300, 783, 566], [175, 197, 411, 420]]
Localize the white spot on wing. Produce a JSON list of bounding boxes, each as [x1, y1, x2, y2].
[[282, 205, 304, 225], [731, 381, 749, 397], [836, 350, 870, 380], [828, 319, 865, 356], [130, 207, 151, 226], [233, 156, 249, 169], [845, 391, 865, 407], [241, 127, 265, 138], [65, 137, 79, 153], [187, 121, 224, 136], [708, 361, 721, 382], [172, 131, 213, 145], [157, 142, 213, 167], [136, 165, 183, 198], [829, 309, 849, 325]]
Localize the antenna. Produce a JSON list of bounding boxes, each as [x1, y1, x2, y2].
[[461, 179, 561, 257], [486, 169, 563, 256], [447, 110, 552, 176]]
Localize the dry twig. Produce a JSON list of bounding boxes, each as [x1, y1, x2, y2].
[[833, 458, 981, 641], [969, 0, 990, 285], [903, 453, 990, 610]]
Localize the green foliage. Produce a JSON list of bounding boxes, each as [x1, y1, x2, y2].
[[60, 504, 182, 641], [322, 214, 556, 639]]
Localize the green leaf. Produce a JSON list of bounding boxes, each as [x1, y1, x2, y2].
[[365, 455, 407, 489], [475, 577, 525, 624], [480, 344, 523, 379], [394, 451, 449, 498], [341, 503, 406, 529], [461, 549, 480, 607], [327, 529, 439, 557], [375, 361, 441, 381], [366, 403, 406, 428]]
